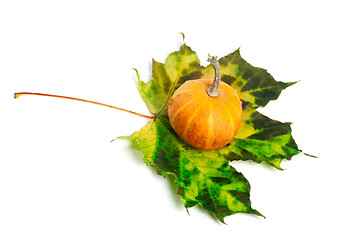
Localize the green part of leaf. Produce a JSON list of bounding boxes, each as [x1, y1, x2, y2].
[[138, 44, 202, 115], [201, 49, 296, 108], [219, 105, 301, 169], [124, 114, 263, 223]]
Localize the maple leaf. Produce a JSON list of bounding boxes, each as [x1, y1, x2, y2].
[[121, 42, 305, 223]]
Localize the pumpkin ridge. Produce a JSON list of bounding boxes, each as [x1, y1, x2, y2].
[[182, 97, 208, 142], [205, 105, 215, 149], [171, 94, 197, 120], [219, 92, 242, 124]]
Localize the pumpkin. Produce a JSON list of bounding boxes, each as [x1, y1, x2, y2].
[[168, 56, 242, 150]]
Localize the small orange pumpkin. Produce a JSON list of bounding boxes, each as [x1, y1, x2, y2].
[[168, 56, 242, 150]]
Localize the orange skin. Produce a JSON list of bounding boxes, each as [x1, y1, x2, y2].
[[168, 79, 242, 150]]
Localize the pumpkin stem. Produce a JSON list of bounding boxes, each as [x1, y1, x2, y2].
[[206, 55, 221, 97]]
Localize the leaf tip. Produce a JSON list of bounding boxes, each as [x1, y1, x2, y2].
[[234, 47, 242, 55], [303, 152, 318, 158], [132, 68, 140, 81], [213, 214, 226, 224], [111, 136, 124, 142], [269, 160, 285, 170], [179, 32, 185, 43], [253, 209, 265, 219], [288, 80, 299, 86]]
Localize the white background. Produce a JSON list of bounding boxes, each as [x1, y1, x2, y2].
[[1, 0, 338, 239]]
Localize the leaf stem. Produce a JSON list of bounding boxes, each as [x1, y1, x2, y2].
[[14, 92, 154, 119], [206, 55, 221, 97]]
